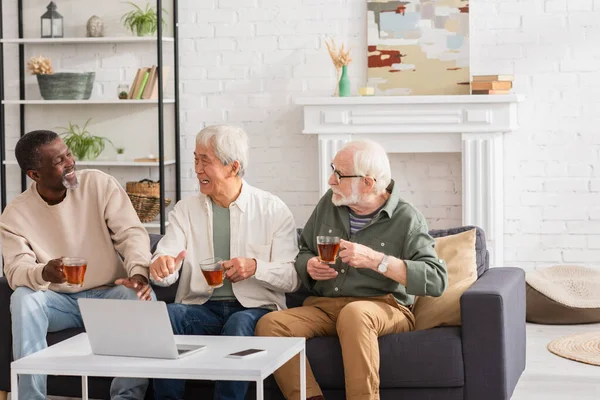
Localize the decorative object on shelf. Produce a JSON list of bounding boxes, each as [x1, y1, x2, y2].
[[37, 72, 95, 100], [57, 118, 113, 160], [115, 147, 126, 161], [27, 56, 96, 100], [127, 65, 170, 99], [26, 55, 53, 75], [41, 1, 63, 38], [86, 15, 104, 37], [471, 74, 514, 95], [121, 2, 167, 37], [366, 0, 470, 96], [134, 154, 159, 162], [358, 86, 375, 96], [126, 179, 171, 223], [118, 83, 130, 99], [325, 38, 352, 97], [338, 65, 351, 97]]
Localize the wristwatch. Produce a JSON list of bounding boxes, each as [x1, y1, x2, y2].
[[377, 254, 389, 274]]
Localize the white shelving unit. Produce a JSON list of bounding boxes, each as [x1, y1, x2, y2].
[[0, 36, 174, 44], [0, 0, 181, 235], [3, 160, 176, 166], [2, 99, 175, 105]]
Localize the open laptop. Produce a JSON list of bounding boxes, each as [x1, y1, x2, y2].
[[78, 298, 206, 359]]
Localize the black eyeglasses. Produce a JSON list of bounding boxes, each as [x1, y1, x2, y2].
[[330, 163, 376, 184]]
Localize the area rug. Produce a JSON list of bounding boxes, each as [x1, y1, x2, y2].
[[547, 332, 600, 366]]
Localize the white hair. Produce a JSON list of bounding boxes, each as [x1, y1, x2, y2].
[[341, 140, 391, 194], [196, 125, 249, 177]]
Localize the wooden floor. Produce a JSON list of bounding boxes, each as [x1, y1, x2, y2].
[[6, 323, 600, 399], [511, 323, 600, 400]]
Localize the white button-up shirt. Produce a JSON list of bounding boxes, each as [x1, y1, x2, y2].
[[151, 181, 300, 310]]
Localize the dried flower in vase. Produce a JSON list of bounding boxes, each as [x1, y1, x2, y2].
[[27, 55, 54, 75], [325, 38, 352, 96]]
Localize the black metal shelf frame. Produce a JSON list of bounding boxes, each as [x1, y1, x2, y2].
[[0, 0, 180, 234]]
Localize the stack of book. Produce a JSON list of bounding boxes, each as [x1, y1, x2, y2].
[[471, 74, 514, 95], [127, 65, 170, 100]]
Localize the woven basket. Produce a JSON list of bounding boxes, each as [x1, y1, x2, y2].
[[126, 179, 170, 223], [37, 72, 95, 100], [126, 179, 160, 197], [127, 193, 171, 223]]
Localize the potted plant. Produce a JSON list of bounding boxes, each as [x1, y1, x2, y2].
[[57, 118, 112, 160], [116, 147, 126, 161], [121, 2, 167, 36], [27, 55, 95, 100]]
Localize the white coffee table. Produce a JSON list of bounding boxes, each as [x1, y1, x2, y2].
[[10, 333, 305, 400]]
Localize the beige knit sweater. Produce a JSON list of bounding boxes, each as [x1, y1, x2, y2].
[[0, 169, 151, 292]]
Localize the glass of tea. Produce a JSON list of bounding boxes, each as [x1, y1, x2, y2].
[[200, 257, 224, 288], [62, 257, 87, 287], [316, 236, 341, 264]]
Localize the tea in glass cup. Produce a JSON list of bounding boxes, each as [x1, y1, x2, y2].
[[200, 257, 224, 288], [62, 257, 87, 287], [316, 236, 341, 264]]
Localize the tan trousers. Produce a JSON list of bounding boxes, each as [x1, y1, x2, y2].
[[255, 295, 415, 400]]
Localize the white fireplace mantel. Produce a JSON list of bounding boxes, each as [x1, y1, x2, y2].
[[296, 94, 524, 268]]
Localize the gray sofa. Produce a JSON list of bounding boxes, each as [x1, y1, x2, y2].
[[0, 225, 526, 399]]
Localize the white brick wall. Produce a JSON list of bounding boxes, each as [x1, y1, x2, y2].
[[4, 0, 600, 271]]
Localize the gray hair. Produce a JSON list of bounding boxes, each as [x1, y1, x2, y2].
[[341, 140, 391, 194], [196, 125, 249, 177]]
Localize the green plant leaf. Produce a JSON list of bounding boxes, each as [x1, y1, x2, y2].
[[120, 1, 168, 35], [57, 118, 112, 160]]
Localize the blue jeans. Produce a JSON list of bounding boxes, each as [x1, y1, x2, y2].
[[10, 285, 151, 400], [153, 300, 271, 400]]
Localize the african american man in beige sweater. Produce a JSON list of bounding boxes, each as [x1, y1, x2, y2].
[[0, 130, 153, 400]]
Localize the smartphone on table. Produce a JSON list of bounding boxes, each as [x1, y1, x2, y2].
[[226, 348, 266, 359]]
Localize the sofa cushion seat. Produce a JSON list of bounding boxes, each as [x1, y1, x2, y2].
[[305, 327, 464, 389]]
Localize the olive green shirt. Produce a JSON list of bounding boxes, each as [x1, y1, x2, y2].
[[295, 181, 448, 306]]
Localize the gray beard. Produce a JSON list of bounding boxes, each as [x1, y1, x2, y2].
[[62, 175, 79, 190], [331, 180, 361, 206]]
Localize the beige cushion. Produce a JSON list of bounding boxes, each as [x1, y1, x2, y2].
[[413, 229, 478, 330]]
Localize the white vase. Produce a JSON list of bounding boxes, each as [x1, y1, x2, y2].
[[116, 154, 125, 161]]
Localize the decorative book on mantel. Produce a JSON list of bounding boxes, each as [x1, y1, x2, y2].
[[128, 65, 170, 100], [471, 74, 514, 95]]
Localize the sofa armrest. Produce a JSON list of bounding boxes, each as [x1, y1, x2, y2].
[[460, 267, 526, 400], [0, 277, 13, 392]]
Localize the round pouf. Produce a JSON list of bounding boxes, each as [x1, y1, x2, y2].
[[526, 265, 600, 324], [548, 332, 600, 367]]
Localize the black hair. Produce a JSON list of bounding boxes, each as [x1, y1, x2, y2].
[[15, 130, 59, 172]]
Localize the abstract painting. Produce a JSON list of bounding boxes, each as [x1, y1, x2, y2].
[[367, 0, 470, 96]]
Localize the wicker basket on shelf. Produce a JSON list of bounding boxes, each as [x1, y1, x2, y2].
[[126, 179, 171, 223]]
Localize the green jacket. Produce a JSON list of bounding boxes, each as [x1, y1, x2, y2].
[[295, 182, 448, 306]]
